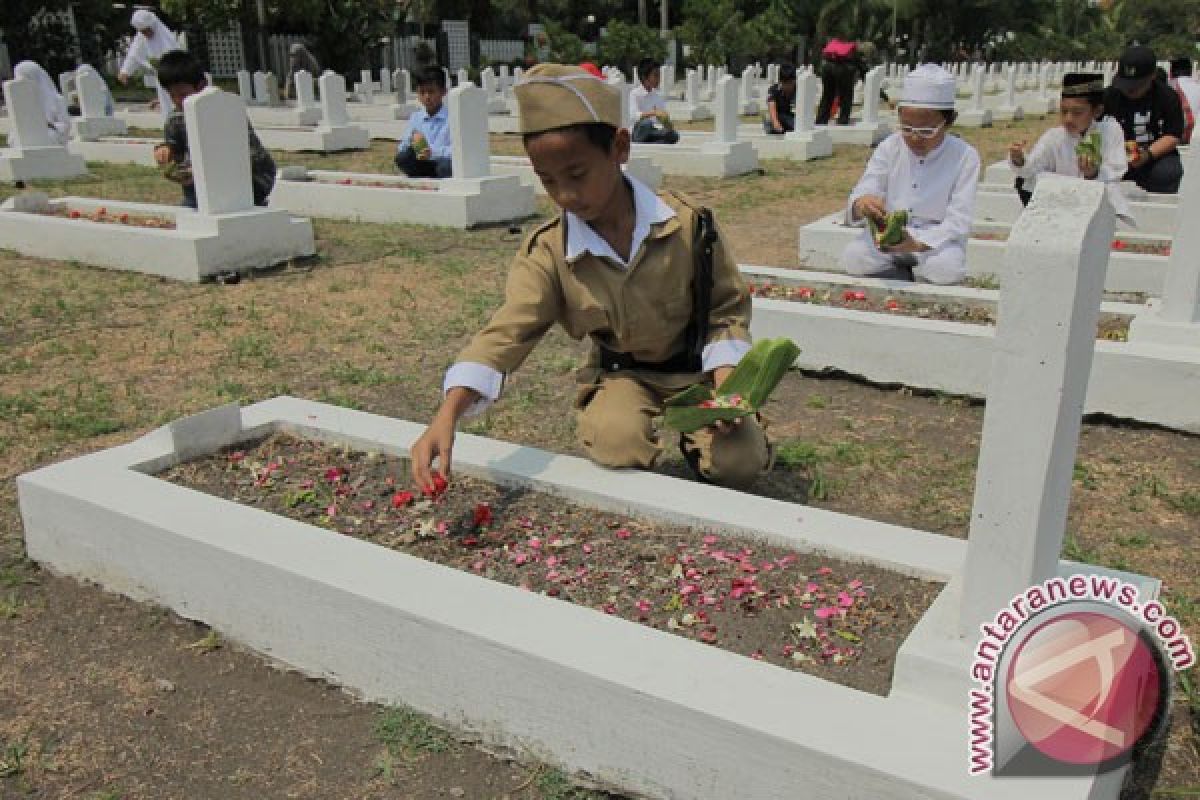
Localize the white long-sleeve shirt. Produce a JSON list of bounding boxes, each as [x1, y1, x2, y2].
[[846, 132, 980, 253], [1010, 116, 1133, 223], [630, 85, 666, 125]]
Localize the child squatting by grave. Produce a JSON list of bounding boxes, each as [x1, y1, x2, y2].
[[1008, 72, 1135, 226], [840, 63, 980, 285], [152, 50, 277, 209], [629, 58, 679, 145], [394, 66, 453, 179], [410, 63, 773, 493]]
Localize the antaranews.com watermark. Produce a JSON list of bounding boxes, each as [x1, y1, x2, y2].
[[968, 573, 1193, 776]]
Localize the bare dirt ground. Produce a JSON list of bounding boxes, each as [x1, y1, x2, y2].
[[0, 113, 1196, 799]]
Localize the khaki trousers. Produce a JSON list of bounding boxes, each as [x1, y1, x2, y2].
[[575, 374, 772, 490]]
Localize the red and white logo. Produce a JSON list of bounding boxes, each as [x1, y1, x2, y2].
[[1005, 611, 1162, 766]]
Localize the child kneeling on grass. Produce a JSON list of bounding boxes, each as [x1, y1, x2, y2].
[[840, 64, 979, 285], [395, 66, 453, 179], [152, 50, 276, 209], [410, 64, 773, 493], [1008, 72, 1133, 225]]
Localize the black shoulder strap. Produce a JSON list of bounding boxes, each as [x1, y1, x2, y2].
[[688, 206, 717, 372]]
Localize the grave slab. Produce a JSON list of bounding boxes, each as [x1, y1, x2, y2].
[[72, 68, 127, 139], [255, 73, 369, 152], [974, 188, 1174, 234], [17, 394, 1139, 800], [743, 265, 1200, 433], [0, 78, 88, 181], [0, 89, 314, 280], [270, 84, 534, 229], [68, 136, 158, 167], [798, 212, 1168, 295]]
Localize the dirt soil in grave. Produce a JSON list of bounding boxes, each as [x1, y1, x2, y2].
[[160, 433, 941, 696], [0, 115, 1196, 799], [749, 281, 1134, 341]]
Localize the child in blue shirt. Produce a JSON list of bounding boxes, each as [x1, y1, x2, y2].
[[395, 66, 453, 179]]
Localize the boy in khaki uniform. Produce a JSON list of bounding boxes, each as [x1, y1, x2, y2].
[[410, 64, 772, 492]]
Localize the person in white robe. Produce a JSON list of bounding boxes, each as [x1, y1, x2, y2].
[[13, 61, 70, 145], [1009, 72, 1133, 226], [117, 9, 181, 122], [840, 63, 979, 285]]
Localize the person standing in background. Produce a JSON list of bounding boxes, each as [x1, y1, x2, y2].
[[117, 9, 181, 123], [283, 43, 320, 101]]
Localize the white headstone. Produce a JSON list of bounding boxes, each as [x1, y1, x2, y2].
[[319, 71, 350, 127], [380, 68, 392, 94], [1004, 65, 1016, 106], [498, 64, 511, 93], [971, 65, 985, 112], [3, 78, 54, 149], [184, 87, 254, 215], [662, 63, 674, 94], [481, 67, 497, 95], [393, 69, 408, 104], [237, 71, 254, 104], [614, 80, 632, 131], [959, 176, 1114, 636], [359, 70, 374, 102], [400, 69, 413, 97], [457, 68, 469, 87], [714, 75, 737, 144], [76, 68, 111, 120], [1038, 63, 1051, 99], [862, 66, 882, 124], [685, 69, 700, 105], [252, 71, 269, 104], [264, 72, 281, 106], [740, 65, 755, 106], [514, 67, 524, 84], [448, 83, 489, 180], [795, 70, 817, 132], [295, 70, 317, 110]]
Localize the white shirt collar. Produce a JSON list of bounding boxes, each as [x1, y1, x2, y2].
[[564, 177, 676, 268]]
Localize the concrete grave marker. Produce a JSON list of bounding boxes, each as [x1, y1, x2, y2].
[[380, 68, 392, 94], [264, 73, 282, 106], [252, 71, 272, 105], [6, 77, 54, 149], [74, 68, 127, 139], [449, 83, 489, 180], [185, 87, 254, 215], [1129, 144, 1200, 348], [359, 70, 374, 103], [393, 69, 408, 104], [237, 71, 255, 105], [295, 70, 317, 111], [714, 74, 737, 144], [320, 71, 350, 126], [959, 176, 1115, 635]]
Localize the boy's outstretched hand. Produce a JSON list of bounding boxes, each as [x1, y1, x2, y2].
[[410, 415, 455, 492]]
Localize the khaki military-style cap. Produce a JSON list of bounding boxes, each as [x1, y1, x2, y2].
[[514, 63, 622, 134]]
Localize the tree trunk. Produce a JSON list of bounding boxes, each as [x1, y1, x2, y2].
[[638, 0, 647, 26]]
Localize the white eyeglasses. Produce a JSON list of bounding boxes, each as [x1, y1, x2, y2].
[[895, 121, 945, 139]]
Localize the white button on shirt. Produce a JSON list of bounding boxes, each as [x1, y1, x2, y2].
[[846, 132, 980, 251], [444, 178, 750, 417]]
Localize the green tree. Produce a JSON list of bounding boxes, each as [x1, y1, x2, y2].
[[1, 0, 79, 76], [597, 19, 666, 72], [541, 20, 587, 63]]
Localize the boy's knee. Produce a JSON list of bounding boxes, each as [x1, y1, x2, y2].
[[917, 247, 967, 285], [840, 238, 879, 275], [577, 410, 658, 469]]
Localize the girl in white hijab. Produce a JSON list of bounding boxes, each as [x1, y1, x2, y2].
[[118, 9, 181, 121], [13, 61, 70, 145]]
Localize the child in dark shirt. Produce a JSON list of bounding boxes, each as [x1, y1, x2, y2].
[[152, 49, 276, 208], [764, 64, 797, 134]]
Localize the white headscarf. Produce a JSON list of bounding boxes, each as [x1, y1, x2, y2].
[[122, 9, 180, 74], [13, 60, 70, 143]]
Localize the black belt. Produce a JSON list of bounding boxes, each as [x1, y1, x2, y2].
[[597, 344, 700, 374]]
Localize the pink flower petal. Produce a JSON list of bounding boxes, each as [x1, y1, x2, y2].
[[847, 579, 863, 590], [818, 566, 833, 575], [838, 591, 854, 608], [615, 528, 632, 540], [702, 535, 719, 545], [814, 607, 837, 620]]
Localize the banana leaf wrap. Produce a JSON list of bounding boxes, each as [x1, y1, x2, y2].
[[867, 209, 909, 248], [663, 338, 801, 433], [1074, 132, 1103, 161]]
